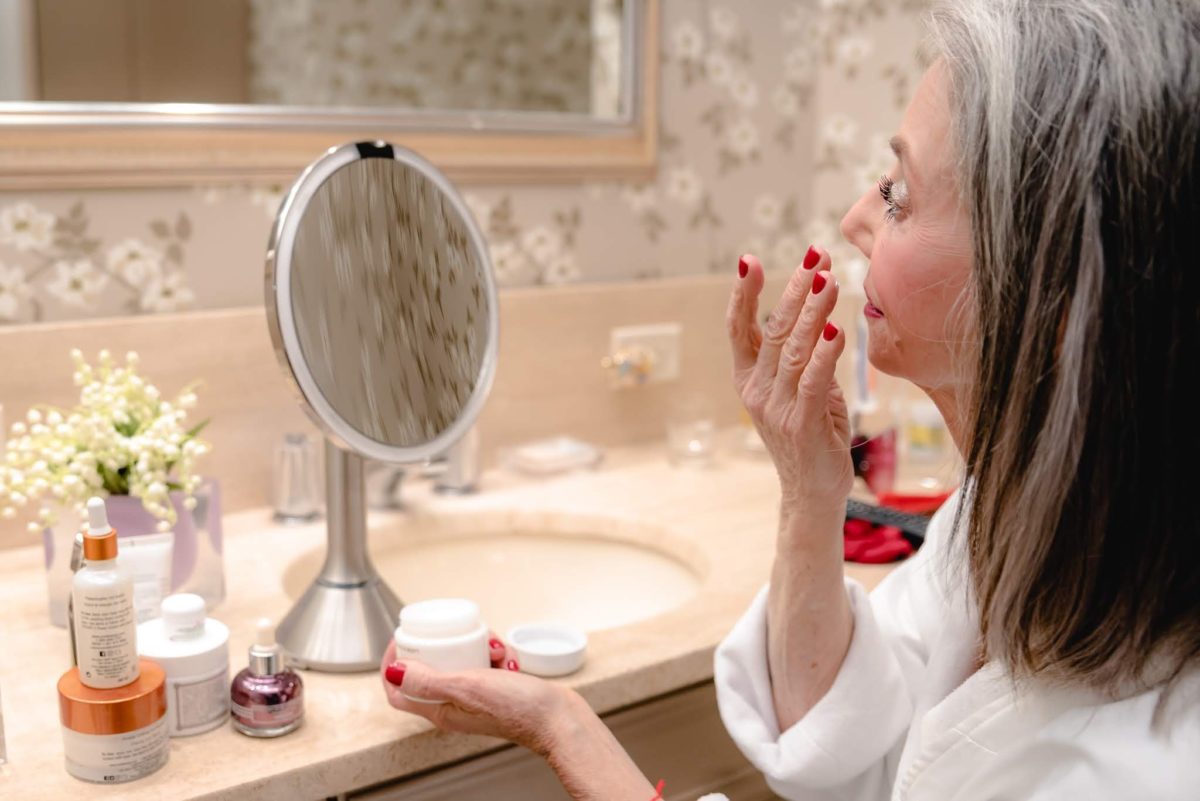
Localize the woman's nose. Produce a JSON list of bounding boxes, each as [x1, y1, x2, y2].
[[839, 190, 876, 260]]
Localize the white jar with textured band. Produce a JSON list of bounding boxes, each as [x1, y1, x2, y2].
[[393, 598, 489, 701], [137, 593, 230, 736]]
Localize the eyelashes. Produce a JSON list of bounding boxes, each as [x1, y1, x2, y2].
[[878, 174, 909, 222]]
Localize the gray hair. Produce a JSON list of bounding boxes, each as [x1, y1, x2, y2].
[[928, 0, 1200, 693]]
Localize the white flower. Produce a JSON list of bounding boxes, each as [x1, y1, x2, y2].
[[772, 85, 801, 118], [821, 113, 859, 150], [835, 36, 873, 68], [489, 241, 531, 285], [520, 226, 561, 266], [106, 239, 163, 285], [139, 272, 195, 313], [752, 195, 783, 230], [249, 184, 287, 220], [738, 236, 769, 263], [801, 217, 839, 252], [709, 7, 739, 41], [0, 262, 30, 320], [730, 74, 760, 108], [783, 45, 816, 82], [773, 235, 807, 268], [671, 21, 704, 61], [463, 193, 492, 227], [0, 202, 56, 252], [542, 254, 581, 286], [665, 167, 704, 206], [782, 3, 811, 33], [857, 133, 898, 193], [47, 260, 107, 308], [726, 119, 761, 158], [620, 184, 658, 214], [839, 255, 869, 297], [704, 51, 734, 87]]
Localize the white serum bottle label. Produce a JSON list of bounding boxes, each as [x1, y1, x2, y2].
[[74, 584, 139, 688]]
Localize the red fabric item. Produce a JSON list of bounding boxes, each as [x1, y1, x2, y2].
[[875, 490, 954, 515], [844, 520, 914, 563]]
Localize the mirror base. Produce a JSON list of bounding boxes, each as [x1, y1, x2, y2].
[[276, 577, 402, 672]]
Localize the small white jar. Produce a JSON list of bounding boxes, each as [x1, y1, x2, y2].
[[137, 593, 230, 737], [394, 598, 489, 701]]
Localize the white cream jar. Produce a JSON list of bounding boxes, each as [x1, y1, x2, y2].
[[393, 598, 489, 701], [56, 659, 168, 783]]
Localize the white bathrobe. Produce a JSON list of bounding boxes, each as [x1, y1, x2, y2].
[[713, 489, 1200, 800]]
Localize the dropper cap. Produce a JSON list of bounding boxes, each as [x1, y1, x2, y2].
[[82, 496, 118, 561], [247, 617, 283, 676]]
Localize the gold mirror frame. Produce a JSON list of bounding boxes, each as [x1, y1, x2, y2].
[[0, 0, 657, 190]]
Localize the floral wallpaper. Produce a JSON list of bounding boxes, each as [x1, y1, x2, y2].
[[246, 0, 621, 117], [0, 0, 930, 326]]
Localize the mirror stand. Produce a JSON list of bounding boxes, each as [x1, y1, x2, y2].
[[275, 441, 402, 672]]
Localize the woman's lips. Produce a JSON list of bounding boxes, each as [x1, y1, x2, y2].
[[864, 301, 885, 319]]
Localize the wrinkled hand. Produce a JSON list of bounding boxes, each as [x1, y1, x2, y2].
[[727, 250, 853, 510], [379, 637, 572, 757]]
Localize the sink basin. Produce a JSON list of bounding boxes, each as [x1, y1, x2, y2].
[[281, 511, 704, 634]]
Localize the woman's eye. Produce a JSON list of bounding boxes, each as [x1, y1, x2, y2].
[[877, 175, 909, 222]]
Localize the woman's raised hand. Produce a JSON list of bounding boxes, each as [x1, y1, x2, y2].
[[726, 248, 854, 512]]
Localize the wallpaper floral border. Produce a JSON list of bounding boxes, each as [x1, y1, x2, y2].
[[0, 0, 930, 326]]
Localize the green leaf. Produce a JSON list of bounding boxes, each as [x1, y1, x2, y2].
[[150, 220, 170, 239], [175, 214, 192, 240], [185, 419, 210, 439], [97, 463, 127, 495]]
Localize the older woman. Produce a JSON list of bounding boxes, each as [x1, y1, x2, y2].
[[379, 0, 1200, 798]]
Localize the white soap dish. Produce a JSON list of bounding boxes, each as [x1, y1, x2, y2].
[[504, 437, 602, 476], [506, 622, 588, 677]]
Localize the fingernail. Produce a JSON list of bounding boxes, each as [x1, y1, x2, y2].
[[489, 638, 504, 651], [823, 322, 838, 341], [803, 246, 819, 270], [738, 256, 749, 279], [385, 662, 407, 686], [812, 272, 827, 294], [506, 659, 519, 672]]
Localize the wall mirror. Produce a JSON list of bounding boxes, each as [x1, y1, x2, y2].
[[0, 0, 657, 189]]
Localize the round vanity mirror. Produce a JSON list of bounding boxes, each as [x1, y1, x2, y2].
[[265, 141, 498, 671]]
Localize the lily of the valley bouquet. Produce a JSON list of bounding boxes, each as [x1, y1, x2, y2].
[[0, 349, 209, 534]]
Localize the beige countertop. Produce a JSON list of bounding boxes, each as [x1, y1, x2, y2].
[[0, 443, 896, 800]]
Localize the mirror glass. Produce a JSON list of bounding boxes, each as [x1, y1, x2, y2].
[[268, 143, 497, 462], [1, 0, 627, 119]]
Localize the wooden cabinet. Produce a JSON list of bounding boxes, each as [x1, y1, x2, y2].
[[349, 683, 778, 801]]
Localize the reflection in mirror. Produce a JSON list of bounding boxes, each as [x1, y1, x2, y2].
[[290, 157, 488, 448], [5, 0, 625, 117]]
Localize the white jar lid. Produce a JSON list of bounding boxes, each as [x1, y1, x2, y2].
[[505, 622, 588, 677], [161, 593, 207, 638], [399, 598, 482, 639]]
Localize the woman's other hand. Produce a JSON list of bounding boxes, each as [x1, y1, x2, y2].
[[727, 248, 853, 511]]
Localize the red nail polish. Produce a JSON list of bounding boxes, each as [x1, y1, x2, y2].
[[823, 322, 838, 341], [385, 663, 407, 686], [738, 256, 748, 278], [489, 638, 503, 651], [812, 272, 827, 294], [506, 659, 519, 672], [803, 246, 819, 270]]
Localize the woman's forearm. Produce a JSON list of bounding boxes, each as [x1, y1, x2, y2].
[[545, 690, 657, 801], [767, 500, 854, 731]]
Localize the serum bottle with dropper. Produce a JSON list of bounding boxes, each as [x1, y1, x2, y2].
[[72, 496, 139, 689], [230, 618, 304, 737]]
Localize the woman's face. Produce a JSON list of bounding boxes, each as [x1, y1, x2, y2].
[[840, 61, 974, 392]]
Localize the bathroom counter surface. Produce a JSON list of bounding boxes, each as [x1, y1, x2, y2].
[[0, 445, 899, 800]]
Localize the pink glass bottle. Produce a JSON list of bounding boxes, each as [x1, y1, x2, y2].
[[230, 618, 303, 738]]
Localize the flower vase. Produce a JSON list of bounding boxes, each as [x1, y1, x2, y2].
[[41, 478, 226, 627]]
